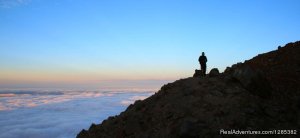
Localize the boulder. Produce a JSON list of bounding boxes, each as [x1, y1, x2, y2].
[[193, 69, 203, 77], [208, 68, 219, 77]]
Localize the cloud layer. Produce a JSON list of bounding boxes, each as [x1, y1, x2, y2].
[[0, 90, 153, 138], [0, 91, 113, 111]]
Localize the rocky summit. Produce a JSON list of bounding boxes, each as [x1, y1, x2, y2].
[[77, 41, 300, 138]]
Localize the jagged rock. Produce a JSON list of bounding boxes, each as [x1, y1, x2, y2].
[[89, 123, 97, 131], [77, 129, 89, 138], [208, 68, 219, 77], [224, 67, 231, 73], [77, 41, 300, 138], [224, 62, 243, 74]]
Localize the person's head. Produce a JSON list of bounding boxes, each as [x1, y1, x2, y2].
[[202, 52, 205, 56]]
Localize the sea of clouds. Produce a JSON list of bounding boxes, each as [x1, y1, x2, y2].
[[0, 90, 153, 138]]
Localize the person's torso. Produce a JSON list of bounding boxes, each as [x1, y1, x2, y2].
[[199, 56, 207, 64]]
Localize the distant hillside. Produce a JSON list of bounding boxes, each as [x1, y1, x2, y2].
[[77, 41, 300, 138]]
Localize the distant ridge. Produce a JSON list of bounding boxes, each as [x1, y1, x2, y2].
[[77, 41, 300, 138]]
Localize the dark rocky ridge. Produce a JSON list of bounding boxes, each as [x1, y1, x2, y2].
[[77, 41, 300, 138]]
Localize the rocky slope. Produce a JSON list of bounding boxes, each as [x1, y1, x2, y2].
[[77, 41, 300, 138]]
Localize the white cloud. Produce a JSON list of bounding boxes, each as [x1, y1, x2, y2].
[[0, 91, 112, 111], [0, 91, 153, 138]]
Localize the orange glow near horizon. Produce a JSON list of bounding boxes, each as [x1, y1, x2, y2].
[[0, 66, 190, 82], [0, 67, 188, 90]]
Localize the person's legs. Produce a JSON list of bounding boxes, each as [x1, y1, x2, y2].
[[203, 64, 206, 76], [200, 64, 206, 76]]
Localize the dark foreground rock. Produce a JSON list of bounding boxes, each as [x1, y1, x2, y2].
[[77, 41, 300, 138]]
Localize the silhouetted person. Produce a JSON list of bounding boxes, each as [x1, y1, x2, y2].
[[198, 52, 207, 76]]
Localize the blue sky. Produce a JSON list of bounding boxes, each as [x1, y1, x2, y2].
[[0, 0, 299, 89]]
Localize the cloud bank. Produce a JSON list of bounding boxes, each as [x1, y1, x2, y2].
[[0, 91, 112, 111], [0, 90, 153, 138]]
